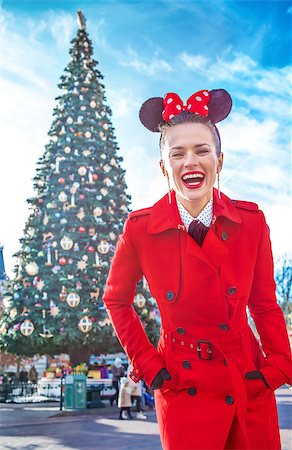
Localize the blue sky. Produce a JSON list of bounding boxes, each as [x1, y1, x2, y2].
[[0, 0, 291, 275]]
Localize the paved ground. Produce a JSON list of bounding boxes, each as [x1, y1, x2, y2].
[[0, 387, 291, 450]]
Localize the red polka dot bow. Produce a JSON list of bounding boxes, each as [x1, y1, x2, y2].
[[162, 90, 210, 121]]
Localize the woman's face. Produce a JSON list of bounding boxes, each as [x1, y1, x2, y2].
[[161, 122, 223, 211]]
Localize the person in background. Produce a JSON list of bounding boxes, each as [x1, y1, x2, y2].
[[110, 356, 124, 406], [127, 363, 147, 419], [118, 376, 133, 420], [28, 365, 38, 384]]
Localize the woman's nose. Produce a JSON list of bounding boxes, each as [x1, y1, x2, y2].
[[184, 152, 198, 166]]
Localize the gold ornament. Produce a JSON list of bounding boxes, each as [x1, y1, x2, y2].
[[97, 240, 110, 254], [90, 101, 96, 108], [58, 191, 67, 202], [10, 308, 17, 319], [66, 292, 81, 308], [60, 236, 74, 251], [78, 166, 87, 176], [84, 131, 91, 139], [64, 146, 71, 154], [20, 320, 35, 336], [25, 261, 39, 276], [78, 316, 92, 333], [134, 293, 146, 308], [0, 323, 7, 335]]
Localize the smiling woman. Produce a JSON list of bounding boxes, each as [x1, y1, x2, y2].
[[103, 87, 292, 450]]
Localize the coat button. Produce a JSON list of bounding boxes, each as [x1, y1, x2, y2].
[[182, 360, 191, 369], [225, 395, 234, 405], [227, 286, 237, 295], [188, 387, 197, 396], [177, 327, 185, 335], [221, 231, 228, 241], [219, 323, 229, 331], [165, 291, 175, 301]]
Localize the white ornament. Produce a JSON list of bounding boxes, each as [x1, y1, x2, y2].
[[25, 261, 39, 276], [97, 240, 110, 254], [58, 191, 67, 202], [20, 320, 35, 336], [134, 293, 146, 308], [78, 166, 87, 176], [66, 292, 80, 308], [78, 316, 92, 333], [60, 236, 74, 250]]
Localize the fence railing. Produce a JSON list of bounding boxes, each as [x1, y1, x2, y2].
[[0, 381, 61, 403]]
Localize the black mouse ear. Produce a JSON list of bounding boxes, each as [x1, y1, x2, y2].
[[208, 89, 232, 124], [139, 97, 164, 132]]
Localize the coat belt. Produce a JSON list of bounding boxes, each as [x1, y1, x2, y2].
[[160, 327, 244, 361]]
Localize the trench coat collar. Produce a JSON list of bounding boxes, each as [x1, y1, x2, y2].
[[147, 188, 241, 234]]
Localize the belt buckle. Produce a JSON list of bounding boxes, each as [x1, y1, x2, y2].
[[197, 340, 213, 360]]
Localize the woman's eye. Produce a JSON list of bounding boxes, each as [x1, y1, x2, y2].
[[197, 148, 209, 155], [171, 152, 184, 158]]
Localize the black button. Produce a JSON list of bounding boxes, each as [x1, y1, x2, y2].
[[188, 387, 197, 396], [225, 395, 234, 405], [182, 360, 191, 369], [219, 323, 229, 331], [227, 286, 237, 295], [221, 231, 228, 241], [165, 291, 175, 301], [177, 327, 185, 335]]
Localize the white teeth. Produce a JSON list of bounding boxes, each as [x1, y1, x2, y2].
[[182, 173, 204, 181]]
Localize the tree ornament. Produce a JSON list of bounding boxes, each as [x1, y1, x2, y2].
[[25, 261, 39, 276], [93, 207, 102, 217], [39, 326, 53, 338], [109, 232, 116, 241], [88, 227, 95, 236], [20, 319, 35, 336], [78, 166, 87, 176], [60, 236, 74, 250], [64, 146, 71, 154], [87, 245, 95, 253], [59, 257, 68, 266], [90, 100, 96, 108], [59, 286, 67, 302], [10, 308, 17, 319], [84, 131, 91, 139], [58, 177, 65, 184], [66, 292, 80, 307], [97, 240, 110, 254], [101, 188, 108, 196], [78, 315, 92, 333], [58, 191, 67, 202], [134, 293, 146, 308], [26, 227, 36, 237], [0, 323, 7, 335], [67, 117, 74, 124], [77, 260, 87, 271], [78, 226, 86, 233]]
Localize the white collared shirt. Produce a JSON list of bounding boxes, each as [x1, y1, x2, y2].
[[176, 196, 213, 230]]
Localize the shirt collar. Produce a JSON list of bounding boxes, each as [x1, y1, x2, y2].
[[176, 195, 213, 229]]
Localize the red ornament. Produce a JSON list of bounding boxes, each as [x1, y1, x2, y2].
[[92, 174, 98, 181], [78, 226, 86, 233], [90, 318, 95, 322], [87, 246, 95, 253], [58, 177, 65, 184], [84, 275, 89, 280], [38, 198, 44, 204], [59, 257, 67, 265], [79, 194, 85, 200]]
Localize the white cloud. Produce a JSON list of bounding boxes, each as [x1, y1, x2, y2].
[[121, 48, 172, 76]]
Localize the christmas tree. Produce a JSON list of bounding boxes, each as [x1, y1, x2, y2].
[[0, 12, 160, 364]]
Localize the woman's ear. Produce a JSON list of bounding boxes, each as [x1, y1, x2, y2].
[[217, 152, 224, 173], [159, 159, 167, 177]]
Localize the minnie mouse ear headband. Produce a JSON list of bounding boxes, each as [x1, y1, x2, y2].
[[139, 88, 232, 132]]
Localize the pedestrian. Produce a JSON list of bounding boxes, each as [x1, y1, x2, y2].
[[118, 376, 133, 420], [110, 356, 124, 406], [103, 88, 292, 449], [28, 365, 38, 384], [127, 363, 147, 419]]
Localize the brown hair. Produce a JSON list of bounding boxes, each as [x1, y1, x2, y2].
[[158, 111, 221, 159]]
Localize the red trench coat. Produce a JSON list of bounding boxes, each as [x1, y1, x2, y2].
[[103, 189, 292, 450]]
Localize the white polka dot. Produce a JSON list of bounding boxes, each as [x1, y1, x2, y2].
[[195, 96, 202, 101], [203, 91, 209, 96], [169, 114, 174, 119], [204, 105, 208, 110], [176, 104, 182, 110], [167, 97, 173, 104], [187, 104, 192, 110], [195, 112, 199, 115]]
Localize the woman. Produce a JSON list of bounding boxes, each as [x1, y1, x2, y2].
[[110, 356, 124, 406], [103, 89, 291, 449]]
